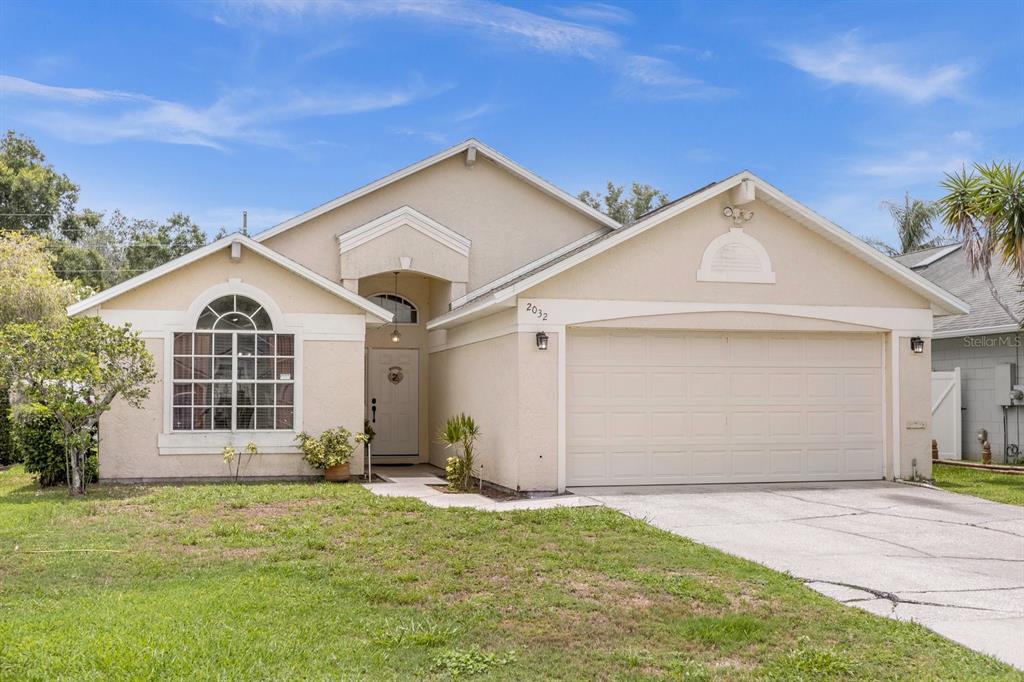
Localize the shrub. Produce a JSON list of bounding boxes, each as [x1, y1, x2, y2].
[[296, 426, 356, 470], [12, 409, 97, 486], [0, 385, 13, 465], [437, 413, 481, 492]]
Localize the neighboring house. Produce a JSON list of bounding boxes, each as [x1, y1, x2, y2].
[[897, 244, 1023, 462], [70, 140, 968, 489]]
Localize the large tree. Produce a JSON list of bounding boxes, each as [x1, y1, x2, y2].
[[0, 130, 82, 240], [0, 232, 82, 465], [578, 181, 669, 224], [0, 318, 155, 495], [939, 162, 1024, 326], [867, 192, 948, 256]]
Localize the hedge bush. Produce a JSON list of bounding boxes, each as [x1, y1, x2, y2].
[[12, 412, 98, 486]]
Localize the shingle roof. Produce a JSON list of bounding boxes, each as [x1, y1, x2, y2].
[[896, 244, 1022, 335]]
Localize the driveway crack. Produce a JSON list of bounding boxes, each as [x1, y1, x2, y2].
[[805, 579, 1019, 613]]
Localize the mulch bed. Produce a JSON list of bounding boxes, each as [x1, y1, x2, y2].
[[427, 480, 523, 501]]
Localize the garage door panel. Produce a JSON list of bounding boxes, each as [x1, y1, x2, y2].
[[733, 449, 769, 475], [650, 373, 687, 399], [607, 372, 645, 397], [807, 372, 840, 398], [692, 372, 729, 398], [568, 371, 606, 401], [651, 452, 690, 477], [567, 330, 884, 486], [769, 449, 804, 475], [692, 450, 729, 476], [608, 411, 647, 438], [650, 412, 691, 437]]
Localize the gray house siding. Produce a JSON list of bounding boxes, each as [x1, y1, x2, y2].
[[932, 332, 1024, 462]]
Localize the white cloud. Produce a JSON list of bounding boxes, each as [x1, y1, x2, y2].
[[619, 56, 733, 101], [549, 3, 633, 25], [0, 74, 445, 150], [215, 0, 729, 102], [218, 0, 620, 58], [778, 31, 968, 103], [853, 150, 968, 183]]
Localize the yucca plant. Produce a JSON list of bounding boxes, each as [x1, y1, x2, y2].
[[438, 413, 481, 492]]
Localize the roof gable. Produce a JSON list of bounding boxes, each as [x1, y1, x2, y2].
[[254, 139, 619, 243], [429, 171, 969, 329], [68, 234, 393, 322]]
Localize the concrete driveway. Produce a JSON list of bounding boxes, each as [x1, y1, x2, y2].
[[578, 481, 1024, 669]]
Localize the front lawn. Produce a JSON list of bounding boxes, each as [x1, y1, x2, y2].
[[933, 463, 1024, 506], [0, 467, 1017, 680]]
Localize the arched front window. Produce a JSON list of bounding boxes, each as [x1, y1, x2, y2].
[[172, 295, 294, 432], [368, 293, 417, 324]]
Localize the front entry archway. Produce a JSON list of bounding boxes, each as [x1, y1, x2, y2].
[[367, 348, 419, 455]]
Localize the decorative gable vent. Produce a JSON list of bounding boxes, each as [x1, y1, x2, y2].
[[697, 227, 775, 284]]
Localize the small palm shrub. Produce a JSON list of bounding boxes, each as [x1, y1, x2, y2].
[[296, 427, 356, 470], [437, 413, 480, 492]]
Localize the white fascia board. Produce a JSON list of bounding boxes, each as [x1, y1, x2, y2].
[[932, 324, 1021, 339], [430, 171, 970, 327], [68, 234, 393, 323], [254, 139, 618, 244], [336, 205, 471, 256]]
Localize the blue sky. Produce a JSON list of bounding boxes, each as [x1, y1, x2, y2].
[[1, 0, 1021, 246]]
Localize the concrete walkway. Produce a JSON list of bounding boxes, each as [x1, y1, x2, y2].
[[580, 481, 1024, 669], [363, 465, 600, 511]]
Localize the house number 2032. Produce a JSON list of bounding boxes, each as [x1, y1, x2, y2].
[[524, 303, 548, 321]]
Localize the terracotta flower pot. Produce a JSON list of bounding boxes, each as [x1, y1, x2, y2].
[[324, 463, 351, 482]]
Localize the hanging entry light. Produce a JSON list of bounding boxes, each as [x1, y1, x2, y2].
[[390, 271, 401, 343]]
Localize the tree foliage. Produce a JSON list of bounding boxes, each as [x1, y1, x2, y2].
[[939, 162, 1024, 325], [0, 318, 156, 495], [866, 193, 948, 256], [578, 181, 669, 224], [0, 231, 81, 327], [0, 130, 82, 239]]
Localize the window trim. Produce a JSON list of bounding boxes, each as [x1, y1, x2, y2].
[[366, 292, 419, 325], [161, 284, 304, 452], [171, 330, 295, 433]]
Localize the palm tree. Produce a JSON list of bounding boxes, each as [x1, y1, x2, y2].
[[939, 162, 1024, 326], [866, 193, 945, 256]]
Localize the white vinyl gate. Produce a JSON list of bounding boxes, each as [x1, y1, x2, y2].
[[931, 368, 962, 460]]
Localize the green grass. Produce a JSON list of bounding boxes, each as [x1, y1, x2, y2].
[[0, 467, 1018, 681], [933, 463, 1024, 506]]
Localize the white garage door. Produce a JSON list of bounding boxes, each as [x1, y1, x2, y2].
[[567, 329, 884, 485]]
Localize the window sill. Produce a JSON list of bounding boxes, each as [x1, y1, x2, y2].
[[157, 431, 300, 456]]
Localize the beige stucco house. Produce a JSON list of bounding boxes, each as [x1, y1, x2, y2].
[[70, 140, 968, 490]]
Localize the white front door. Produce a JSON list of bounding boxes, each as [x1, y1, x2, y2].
[[367, 348, 419, 455]]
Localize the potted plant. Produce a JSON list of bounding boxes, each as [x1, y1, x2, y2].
[[296, 427, 356, 481]]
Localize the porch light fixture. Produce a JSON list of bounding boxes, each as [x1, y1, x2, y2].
[[390, 271, 401, 344], [536, 331, 549, 351], [910, 336, 924, 354]]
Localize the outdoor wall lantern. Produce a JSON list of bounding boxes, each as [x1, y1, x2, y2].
[[390, 271, 401, 344], [536, 331, 549, 351], [910, 336, 924, 354]]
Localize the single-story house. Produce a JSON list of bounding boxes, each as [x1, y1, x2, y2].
[[896, 244, 1022, 462], [70, 140, 969, 490]]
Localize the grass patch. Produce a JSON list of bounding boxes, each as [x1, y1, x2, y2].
[[934, 464, 1024, 506], [0, 466, 1019, 680]]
